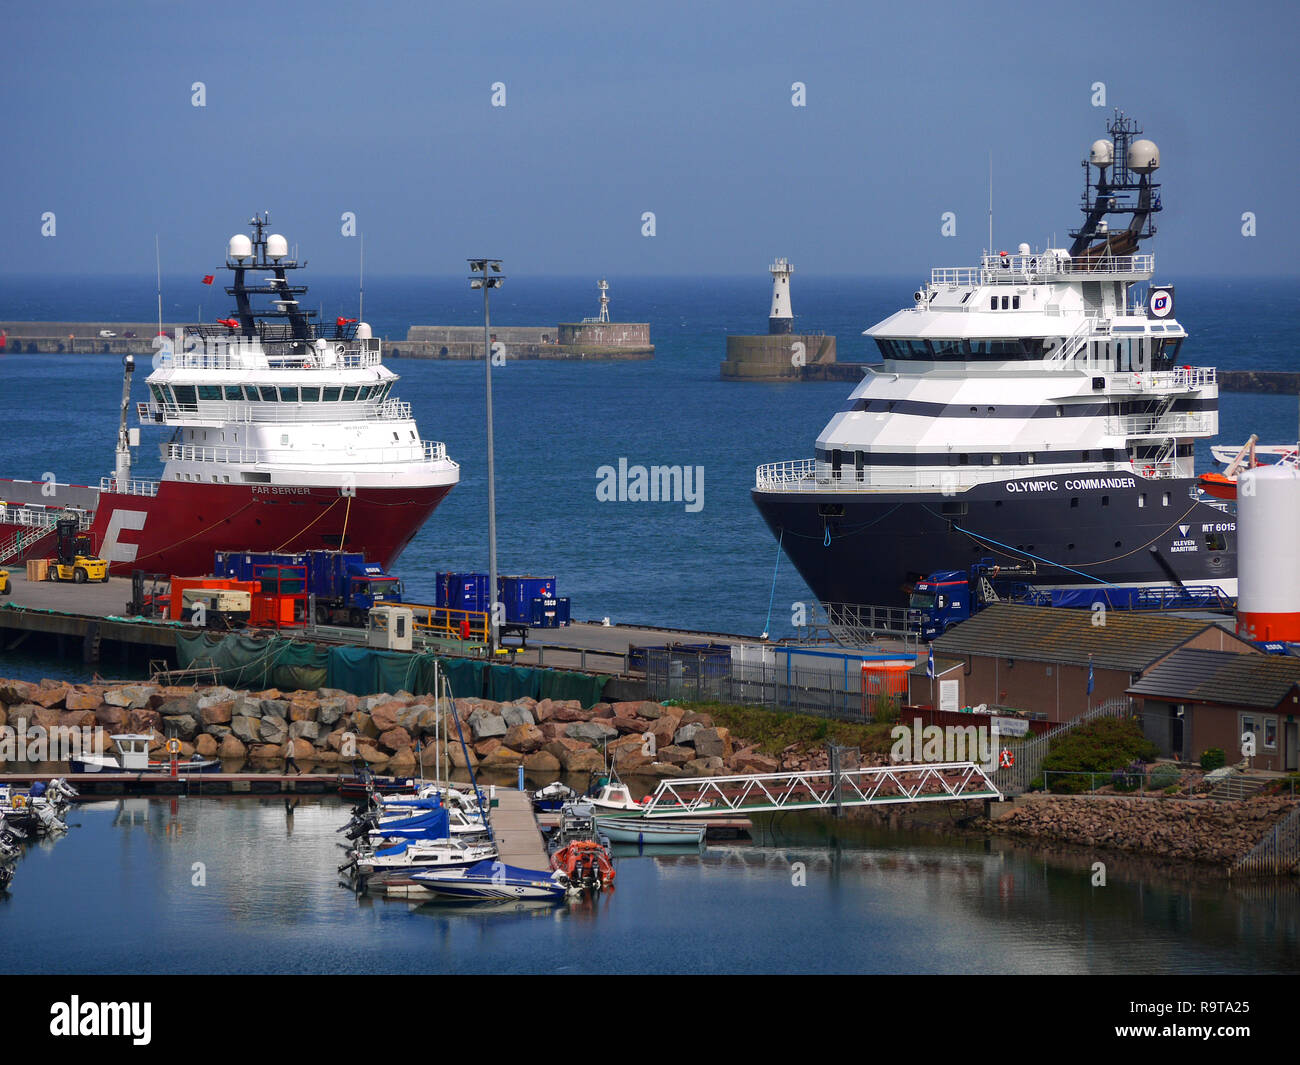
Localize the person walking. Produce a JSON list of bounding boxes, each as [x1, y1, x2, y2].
[[284, 738, 300, 776]]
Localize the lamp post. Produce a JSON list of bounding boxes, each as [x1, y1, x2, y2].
[[469, 258, 504, 655]]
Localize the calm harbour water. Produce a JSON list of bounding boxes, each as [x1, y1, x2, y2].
[[0, 796, 1295, 975]]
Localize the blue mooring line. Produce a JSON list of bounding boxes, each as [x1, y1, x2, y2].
[[951, 522, 1115, 586], [823, 525, 831, 547], [762, 528, 784, 636]]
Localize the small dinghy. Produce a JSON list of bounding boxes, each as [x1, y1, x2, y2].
[[593, 818, 707, 846], [411, 860, 572, 902], [530, 781, 579, 812]]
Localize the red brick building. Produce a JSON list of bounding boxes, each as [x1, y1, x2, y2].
[[929, 604, 1257, 723], [1128, 649, 1300, 772]]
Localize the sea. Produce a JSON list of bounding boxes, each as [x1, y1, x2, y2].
[[1, 276, 1298, 975], [1, 273, 1296, 655]]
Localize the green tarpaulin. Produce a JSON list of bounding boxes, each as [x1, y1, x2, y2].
[[175, 632, 329, 691], [176, 632, 610, 706]]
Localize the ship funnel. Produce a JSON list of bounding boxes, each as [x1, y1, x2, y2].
[[1089, 139, 1113, 169], [267, 233, 289, 261], [228, 234, 252, 262], [1127, 139, 1160, 174]]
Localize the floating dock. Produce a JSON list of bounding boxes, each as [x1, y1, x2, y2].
[[490, 788, 551, 869]]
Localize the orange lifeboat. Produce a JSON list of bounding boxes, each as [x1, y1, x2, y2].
[[1198, 471, 1237, 501]]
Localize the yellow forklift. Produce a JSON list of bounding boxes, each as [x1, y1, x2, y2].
[[46, 518, 109, 584]]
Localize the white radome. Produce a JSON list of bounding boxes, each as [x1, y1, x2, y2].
[[266, 233, 289, 261], [228, 234, 253, 261], [1127, 139, 1160, 173], [1089, 139, 1114, 167]]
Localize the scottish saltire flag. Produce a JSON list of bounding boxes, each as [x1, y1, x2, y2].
[[1087, 658, 1095, 695], [926, 644, 935, 680]]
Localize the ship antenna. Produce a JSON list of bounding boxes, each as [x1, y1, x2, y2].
[[359, 232, 365, 322], [155, 234, 163, 338], [987, 150, 993, 257]]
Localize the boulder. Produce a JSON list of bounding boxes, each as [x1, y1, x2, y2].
[[289, 720, 321, 743], [551, 703, 589, 723], [657, 744, 695, 765], [57, 708, 96, 729], [351, 712, 380, 740], [533, 699, 556, 722], [218, 734, 247, 760], [94, 706, 129, 731], [259, 715, 289, 744], [558, 746, 605, 773], [469, 711, 507, 741], [288, 700, 318, 723], [126, 708, 163, 734], [247, 743, 282, 763], [503, 722, 545, 754], [260, 698, 290, 719], [685, 756, 725, 774], [197, 687, 238, 709], [369, 701, 402, 733], [289, 737, 316, 762], [609, 715, 645, 735], [647, 716, 677, 748], [377, 726, 412, 753], [566, 720, 617, 744], [539, 722, 569, 742], [613, 748, 654, 771], [388, 748, 417, 774], [232, 696, 263, 719], [199, 701, 234, 727], [27, 683, 69, 710], [678, 711, 714, 729], [474, 738, 502, 758], [733, 750, 780, 773], [591, 703, 616, 719], [628, 701, 663, 720], [355, 744, 389, 767], [501, 703, 535, 728], [413, 708, 439, 737], [642, 761, 689, 778], [163, 714, 199, 741], [0, 680, 37, 706], [64, 687, 103, 712], [447, 743, 478, 769], [523, 750, 562, 772], [230, 716, 259, 743], [195, 734, 218, 758], [693, 727, 732, 760], [317, 696, 350, 727], [480, 746, 524, 768], [673, 723, 702, 747]]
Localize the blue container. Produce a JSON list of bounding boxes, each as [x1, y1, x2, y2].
[[530, 597, 572, 628], [438, 572, 490, 614], [498, 576, 556, 625]]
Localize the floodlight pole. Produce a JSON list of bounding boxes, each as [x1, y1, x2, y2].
[[469, 259, 504, 656]]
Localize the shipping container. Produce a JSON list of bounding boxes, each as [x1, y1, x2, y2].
[[498, 575, 556, 624], [436, 571, 492, 614], [529, 596, 571, 628]]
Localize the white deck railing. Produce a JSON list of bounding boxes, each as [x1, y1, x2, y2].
[[98, 477, 160, 497], [138, 399, 414, 425], [930, 252, 1154, 287], [161, 440, 450, 467]]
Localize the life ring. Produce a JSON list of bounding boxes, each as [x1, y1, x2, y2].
[[12, 794, 25, 809], [166, 738, 181, 755]]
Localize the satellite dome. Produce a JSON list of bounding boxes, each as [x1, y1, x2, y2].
[[355, 322, 373, 340], [1089, 139, 1114, 168], [1017, 242, 1031, 256], [228, 234, 252, 262], [266, 233, 289, 261], [1127, 139, 1160, 173]]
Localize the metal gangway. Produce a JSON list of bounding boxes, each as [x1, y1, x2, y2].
[[798, 600, 922, 650], [638, 761, 1001, 819]]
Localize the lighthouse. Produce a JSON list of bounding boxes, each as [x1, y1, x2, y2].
[[768, 257, 794, 335]]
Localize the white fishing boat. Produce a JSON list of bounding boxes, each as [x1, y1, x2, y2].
[[69, 733, 219, 774], [346, 836, 498, 876], [409, 861, 572, 902]]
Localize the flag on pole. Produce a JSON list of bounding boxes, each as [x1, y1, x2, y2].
[[201, 274, 214, 285], [926, 644, 935, 680], [1087, 656, 1095, 695]]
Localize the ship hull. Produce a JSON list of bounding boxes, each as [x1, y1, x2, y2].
[[7, 481, 451, 576], [752, 474, 1237, 606]]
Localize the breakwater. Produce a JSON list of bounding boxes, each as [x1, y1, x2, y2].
[[0, 677, 808, 779], [980, 793, 1299, 868], [0, 320, 653, 361]]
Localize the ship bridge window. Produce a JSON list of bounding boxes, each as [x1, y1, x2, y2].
[[198, 385, 221, 401], [223, 386, 243, 401], [281, 386, 299, 402], [173, 385, 197, 407], [1012, 296, 1020, 309], [990, 297, 997, 310], [301, 386, 321, 401], [1001, 296, 1009, 309], [150, 384, 165, 404], [323, 387, 341, 402], [245, 387, 260, 401], [258, 386, 278, 401], [342, 386, 360, 401]]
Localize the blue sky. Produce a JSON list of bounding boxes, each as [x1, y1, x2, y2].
[[1, 0, 1297, 278]]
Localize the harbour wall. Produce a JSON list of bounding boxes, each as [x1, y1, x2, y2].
[[721, 334, 837, 380], [0, 321, 653, 361]]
